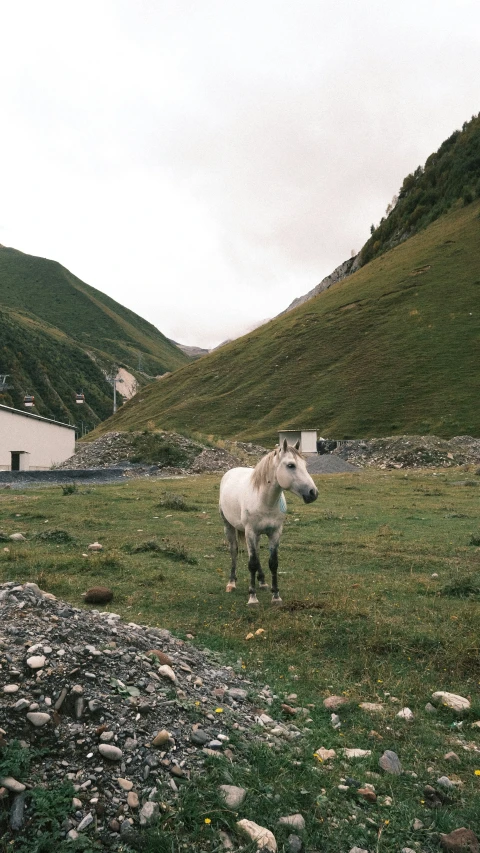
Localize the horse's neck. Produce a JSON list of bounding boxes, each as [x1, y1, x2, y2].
[[256, 473, 282, 509]]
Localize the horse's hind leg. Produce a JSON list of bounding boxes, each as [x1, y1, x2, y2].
[[222, 516, 238, 592], [268, 529, 282, 604], [245, 527, 261, 606]]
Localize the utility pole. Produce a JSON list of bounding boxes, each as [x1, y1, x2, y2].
[[106, 368, 124, 414]]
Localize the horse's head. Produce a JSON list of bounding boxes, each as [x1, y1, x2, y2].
[[275, 439, 318, 503]]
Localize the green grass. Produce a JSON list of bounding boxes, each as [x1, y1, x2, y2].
[[1, 467, 479, 851], [96, 200, 480, 444], [0, 246, 189, 430]]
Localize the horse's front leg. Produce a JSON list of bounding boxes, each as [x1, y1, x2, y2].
[[268, 528, 282, 604], [245, 527, 261, 606]]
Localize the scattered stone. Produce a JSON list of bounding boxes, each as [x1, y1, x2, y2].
[[0, 777, 26, 793], [440, 828, 479, 853], [444, 752, 461, 763], [349, 848, 368, 853], [26, 712, 51, 727], [127, 791, 139, 808], [357, 788, 377, 803], [343, 748, 371, 759], [117, 778, 134, 791], [87, 542, 103, 551], [9, 533, 26, 541], [3, 684, 19, 694], [425, 702, 437, 713], [278, 814, 305, 831], [83, 586, 113, 604], [237, 819, 277, 852], [26, 655, 46, 670], [147, 649, 173, 666], [379, 750, 402, 774], [98, 744, 123, 761], [219, 785, 247, 809], [323, 695, 348, 711], [432, 692, 471, 713], [413, 819, 424, 831], [437, 776, 456, 790], [139, 801, 159, 826], [330, 713, 341, 729], [152, 729, 171, 747], [359, 702, 384, 713], [287, 834, 303, 853], [314, 747, 336, 761], [77, 813, 94, 832], [219, 829, 235, 850], [397, 707, 414, 721], [158, 664, 176, 683]]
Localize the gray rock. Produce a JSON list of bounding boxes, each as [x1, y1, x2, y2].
[[219, 785, 247, 808], [379, 750, 402, 774], [139, 801, 159, 826], [0, 778, 26, 794], [77, 813, 94, 832], [437, 776, 455, 789], [26, 655, 46, 670], [10, 792, 26, 830], [26, 712, 51, 727], [98, 744, 123, 761], [191, 729, 210, 746], [287, 834, 303, 853]]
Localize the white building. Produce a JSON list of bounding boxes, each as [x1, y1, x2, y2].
[[278, 429, 318, 454], [0, 405, 76, 471]]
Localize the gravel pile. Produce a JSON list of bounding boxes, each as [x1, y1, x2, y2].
[[333, 435, 480, 469], [0, 582, 306, 848]]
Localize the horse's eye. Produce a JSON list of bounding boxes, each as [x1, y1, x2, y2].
[[287, 463, 296, 469]]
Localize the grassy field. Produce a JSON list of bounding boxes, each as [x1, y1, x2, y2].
[[1, 467, 479, 851], [98, 200, 480, 444]]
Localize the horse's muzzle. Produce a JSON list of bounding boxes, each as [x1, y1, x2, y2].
[[303, 488, 318, 503]]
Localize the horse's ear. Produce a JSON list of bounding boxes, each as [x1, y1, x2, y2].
[[294, 440, 300, 450], [283, 438, 288, 452]]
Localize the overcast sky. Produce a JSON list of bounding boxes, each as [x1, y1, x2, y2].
[[1, 1, 479, 348]]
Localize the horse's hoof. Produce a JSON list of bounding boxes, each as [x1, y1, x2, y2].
[[226, 582, 236, 592], [258, 583, 269, 590], [247, 595, 259, 606], [271, 595, 283, 605]]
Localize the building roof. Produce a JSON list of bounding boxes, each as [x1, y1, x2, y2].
[[0, 404, 76, 430], [278, 428, 318, 433]]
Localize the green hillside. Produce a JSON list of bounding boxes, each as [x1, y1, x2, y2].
[[361, 113, 480, 264], [0, 247, 189, 431], [96, 200, 480, 443]]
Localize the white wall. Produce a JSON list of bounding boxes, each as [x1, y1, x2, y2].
[[278, 430, 317, 454], [0, 406, 76, 471]]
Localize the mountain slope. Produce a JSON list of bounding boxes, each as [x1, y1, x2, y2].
[[93, 200, 480, 443], [0, 247, 189, 430]]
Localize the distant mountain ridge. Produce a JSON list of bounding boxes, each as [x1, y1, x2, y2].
[[0, 246, 190, 430], [281, 253, 361, 314]]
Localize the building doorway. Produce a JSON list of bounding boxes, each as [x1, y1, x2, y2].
[[11, 452, 20, 471]]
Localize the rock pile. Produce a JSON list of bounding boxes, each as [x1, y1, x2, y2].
[[0, 581, 304, 849], [57, 432, 267, 475], [334, 435, 480, 469]]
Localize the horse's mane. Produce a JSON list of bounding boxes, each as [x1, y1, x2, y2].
[[251, 445, 304, 490]]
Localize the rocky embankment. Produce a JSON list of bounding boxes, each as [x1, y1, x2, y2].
[[0, 582, 306, 849], [334, 435, 480, 470], [57, 432, 266, 475]]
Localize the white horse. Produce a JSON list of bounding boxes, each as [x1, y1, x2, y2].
[[219, 440, 318, 605]]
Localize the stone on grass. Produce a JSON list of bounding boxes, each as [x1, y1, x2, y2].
[[396, 707, 414, 721], [287, 834, 303, 853], [437, 776, 456, 789], [278, 814, 305, 832], [219, 785, 247, 809], [440, 828, 479, 853], [219, 830, 234, 850], [379, 750, 402, 774], [9, 533, 26, 541], [349, 848, 368, 853], [83, 586, 113, 604], [140, 801, 159, 826], [432, 692, 470, 713], [0, 777, 26, 793], [425, 703, 437, 713], [98, 744, 123, 761], [237, 819, 277, 852], [87, 542, 103, 551], [357, 787, 377, 803], [444, 752, 461, 763], [323, 695, 348, 711], [314, 747, 336, 761], [343, 748, 371, 759], [359, 702, 384, 713]]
